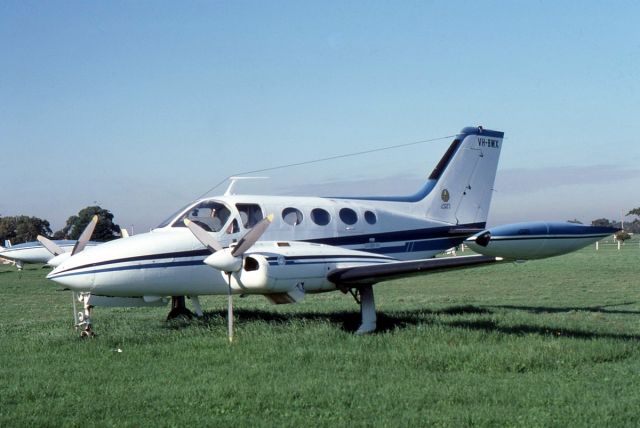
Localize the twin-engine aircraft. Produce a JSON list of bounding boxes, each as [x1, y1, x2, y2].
[[45, 126, 617, 338]]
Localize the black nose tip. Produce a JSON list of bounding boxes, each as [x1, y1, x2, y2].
[[475, 231, 491, 247]]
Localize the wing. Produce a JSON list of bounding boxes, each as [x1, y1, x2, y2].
[[327, 254, 501, 287]]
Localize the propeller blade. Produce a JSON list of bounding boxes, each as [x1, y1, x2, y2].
[[184, 219, 223, 252], [71, 215, 98, 256], [37, 235, 64, 256], [231, 214, 273, 257]]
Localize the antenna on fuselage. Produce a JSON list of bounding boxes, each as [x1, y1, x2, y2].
[[224, 176, 269, 196]]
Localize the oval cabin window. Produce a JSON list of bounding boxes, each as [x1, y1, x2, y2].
[[339, 208, 358, 225], [311, 208, 331, 226], [364, 210, 377, 225], [282, 207, 303, 226]]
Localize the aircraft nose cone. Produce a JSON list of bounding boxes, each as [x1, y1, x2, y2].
[[47, 258, 96, 291]]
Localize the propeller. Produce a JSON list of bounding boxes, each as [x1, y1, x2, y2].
[[37, 214, 99, 259], [184, 214, 274, 342], [37, 235, 65, 256], [42, 215, 100, 268], [183, 219, 223, 252], [71, 215, 99, 256]]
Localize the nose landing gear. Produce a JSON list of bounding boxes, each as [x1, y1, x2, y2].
[[72, 292, 95, 338]]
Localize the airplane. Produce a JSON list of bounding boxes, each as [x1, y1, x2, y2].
[[45, 126, 618, 338], [0, 217, 128, 269], [0, 237, 99, 270]]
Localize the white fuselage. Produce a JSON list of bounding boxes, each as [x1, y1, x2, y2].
[[48, 194, 476, 297]]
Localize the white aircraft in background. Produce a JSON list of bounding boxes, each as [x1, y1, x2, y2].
[[46, 126, 617, 338], [0, 231, 100, 270], [0, 218, 128, 269], [1, 240, 63, 268]]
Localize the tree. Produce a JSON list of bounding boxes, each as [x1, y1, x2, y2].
[[54, 206, 120, 242], [0, 216, 52, 244], [627, 207, 640, 217], [615, 230, 631, 242], [591, 218, 614, 228], [623, 208, 640, 234]]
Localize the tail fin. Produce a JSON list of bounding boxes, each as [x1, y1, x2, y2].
[[422, 126, 503, 225]]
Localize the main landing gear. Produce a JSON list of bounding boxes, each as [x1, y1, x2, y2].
[[166, 296, 204, 320], [349, 285, 377, 334], [72, 292, 95, 338]]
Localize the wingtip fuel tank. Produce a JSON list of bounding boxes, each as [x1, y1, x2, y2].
[[465, 222, 619, 260]]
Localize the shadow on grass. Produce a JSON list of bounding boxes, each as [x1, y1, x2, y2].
[[165, 303, 640, 342], [445, 319, 640, 342], [166, 306, 487, 333], [487, 302, 640, 315]]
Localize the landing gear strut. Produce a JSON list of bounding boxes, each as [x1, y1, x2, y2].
[[167, 296, 195, 320], [72, 292, 95, 338], [349, 285, 377, 334]]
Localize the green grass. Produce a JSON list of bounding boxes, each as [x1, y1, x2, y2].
[[1, 245, 639, 427]]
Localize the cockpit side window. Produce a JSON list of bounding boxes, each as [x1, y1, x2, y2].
[[236, 204, 264, 229], [173, 201, 232, 232]]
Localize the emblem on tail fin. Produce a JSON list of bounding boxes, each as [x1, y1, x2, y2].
[[441, 188, 451, 209]]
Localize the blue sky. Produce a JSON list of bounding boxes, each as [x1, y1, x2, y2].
[[1, 1, 639, 232]]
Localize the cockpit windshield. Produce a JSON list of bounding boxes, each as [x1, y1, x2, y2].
[[156, 202, 194, 229], [172, 200, 233, 232]]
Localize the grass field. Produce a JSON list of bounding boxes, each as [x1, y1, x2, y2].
[[1, 244, 639, 427]]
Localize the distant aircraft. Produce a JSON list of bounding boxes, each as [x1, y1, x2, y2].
[[46, 126, 617, 338], [0, 217, 128, 269], [0, 236, 98, 269]]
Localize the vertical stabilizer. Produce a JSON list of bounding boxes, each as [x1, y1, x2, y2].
[[422, 127, 503, 225]]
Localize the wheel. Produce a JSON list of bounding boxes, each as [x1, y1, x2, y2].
[[80, 329, 95, 338]]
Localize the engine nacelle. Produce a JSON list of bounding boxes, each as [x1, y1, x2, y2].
[[229, 253, 331, 294], [47, 252, 72, 268], [465, 222, 618, 260]]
